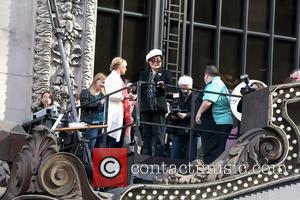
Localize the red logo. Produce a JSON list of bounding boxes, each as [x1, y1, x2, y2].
[[93, 148, 128, 187]]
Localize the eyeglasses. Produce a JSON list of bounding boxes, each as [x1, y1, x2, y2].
[[150, 59, 162, 63]]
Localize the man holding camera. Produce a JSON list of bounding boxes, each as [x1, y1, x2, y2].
[[195, 65, 233, 164], [167, 75, 198, 161], [138, 49, 172, 156]]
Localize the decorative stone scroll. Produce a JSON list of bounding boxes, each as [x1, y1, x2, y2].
[[2, 125, 108, 200], [156, 128, 284, 185], [3, 125, 58, 199], [32, 0, 97, 111], [119, 82, 300, 200], [0, 161, 10, 187]]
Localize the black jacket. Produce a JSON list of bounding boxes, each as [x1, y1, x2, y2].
[[138, 67, 172, 113], [80, 89, 104, 124], [166, 91, 193, 136]]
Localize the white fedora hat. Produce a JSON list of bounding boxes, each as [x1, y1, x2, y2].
[[146, 49, 162, 62]]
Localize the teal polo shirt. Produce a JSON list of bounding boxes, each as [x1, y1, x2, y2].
[[203, 76, 233, 125]]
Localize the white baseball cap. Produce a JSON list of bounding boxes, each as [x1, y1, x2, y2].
[[146, 49, 162, 62]]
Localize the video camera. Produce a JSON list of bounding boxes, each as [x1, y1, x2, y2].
[[166, 92, 181, 113], [240, 74, 256, 95]]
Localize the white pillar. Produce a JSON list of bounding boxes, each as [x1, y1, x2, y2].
[[0, 0, 35, 123]]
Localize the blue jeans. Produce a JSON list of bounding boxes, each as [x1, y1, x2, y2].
[[84, 128, 103, 150], [171, 135, 198, 161]]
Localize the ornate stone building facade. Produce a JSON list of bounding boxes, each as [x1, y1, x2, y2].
[[0, 0, 97, 122], [32, 0, 97, 111]]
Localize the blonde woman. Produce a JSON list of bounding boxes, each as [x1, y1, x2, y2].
[[80, 72, 106, 149], [105, 57, 134, 147]]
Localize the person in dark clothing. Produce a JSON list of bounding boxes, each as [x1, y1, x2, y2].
[[80, 72, 106, 150], [33, 90, 54, 112], [138, 49, 172, 156], [167, 75, 198, 161], [31, 90, 57, 130]]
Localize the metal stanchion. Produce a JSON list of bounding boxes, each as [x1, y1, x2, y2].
[[47, 0, 92, 177]]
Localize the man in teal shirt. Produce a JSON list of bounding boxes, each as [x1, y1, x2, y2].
[[195, 65, 233, 164]]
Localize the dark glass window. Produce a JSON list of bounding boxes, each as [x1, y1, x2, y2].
[[94, 13, 119, 76], [287, 101, 300, 130], [122, 17, 147, 82], [273, 40, 294, 84], [221, 0, 242, 29], [94, 0, 297, 90], [98, 0, 119, 9], [194, 0, 216, 25], [125, 0, 147, 13], [219, 33, 241, 90], [275, 0, 296, 37], [248, 0, 269, 33], [246, 37, 268, 83], [192, 29, 215, 88]]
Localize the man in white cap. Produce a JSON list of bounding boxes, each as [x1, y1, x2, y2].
[[138, 49, 172, 157]]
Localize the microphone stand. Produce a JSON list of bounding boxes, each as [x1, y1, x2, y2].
[[47, 0, 93, 178]]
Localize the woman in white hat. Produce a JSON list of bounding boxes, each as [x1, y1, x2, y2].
[[138, 49, 172, 156]]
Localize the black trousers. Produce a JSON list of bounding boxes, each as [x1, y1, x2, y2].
[[200, 118, 232, 164], [106, 131, 125, 148], [140, 111, 165, 157]]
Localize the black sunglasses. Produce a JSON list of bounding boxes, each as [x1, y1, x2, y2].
[[150, 59, 162, 63]]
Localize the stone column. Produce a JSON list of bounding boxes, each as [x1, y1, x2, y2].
[[32, 0, 98, 111], [0, 0, 35, 123]]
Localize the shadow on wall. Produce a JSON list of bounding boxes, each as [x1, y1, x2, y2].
[[4, 0, 34, 123]]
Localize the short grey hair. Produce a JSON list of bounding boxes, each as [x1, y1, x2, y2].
[[178, 75, 193, 87], [205, 65, 220, 76]]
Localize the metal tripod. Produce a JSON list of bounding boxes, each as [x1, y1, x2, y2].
[[47, 0, 93, 179]]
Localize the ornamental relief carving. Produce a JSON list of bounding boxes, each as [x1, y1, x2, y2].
[[50, 0, 82, 111], [32, 0, 53, 110], [1, 125, 108, 200], [32, 0, 97, 111], [156, 128, 285, 185]]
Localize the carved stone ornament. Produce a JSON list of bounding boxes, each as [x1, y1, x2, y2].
[[1, 125, 109, 200], [0, 161, 10, 187], [32, 0, 97, 111], [119, 82, 300, 200]]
